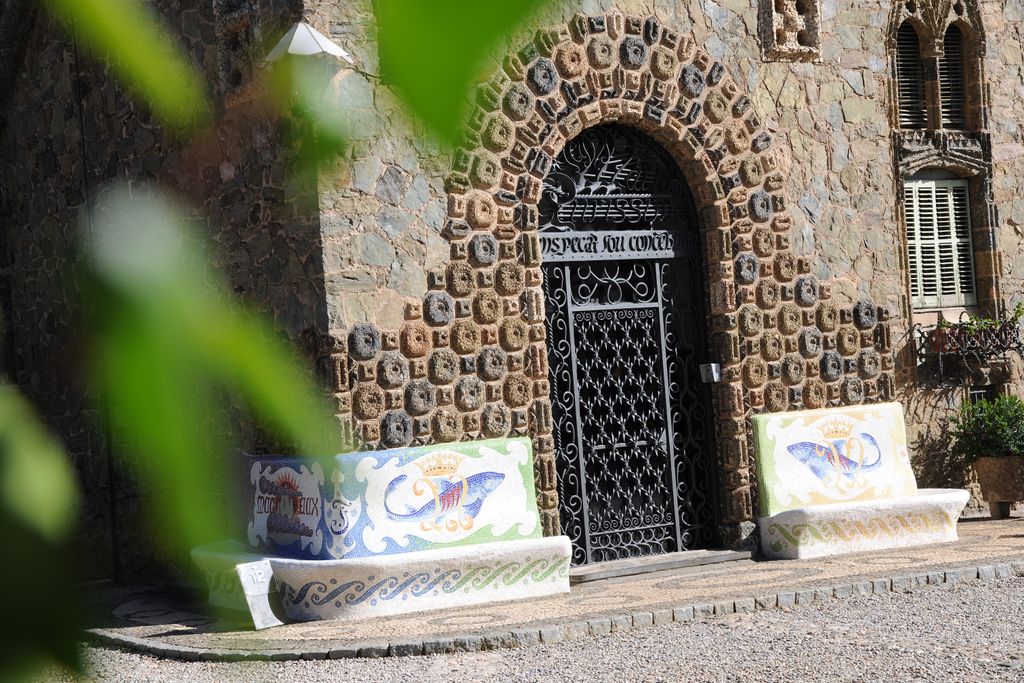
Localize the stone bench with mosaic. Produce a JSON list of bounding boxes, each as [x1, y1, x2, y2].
[[192, 437, 571, 627], [752, 402, 970, 560]]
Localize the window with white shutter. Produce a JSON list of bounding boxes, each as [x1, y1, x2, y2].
[[895, 22, 927, 129], [904, 178, 977, 309], [940, 25, 967, 129]]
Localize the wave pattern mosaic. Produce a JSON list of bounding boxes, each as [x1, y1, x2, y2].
[[271, 541, 570, 622]]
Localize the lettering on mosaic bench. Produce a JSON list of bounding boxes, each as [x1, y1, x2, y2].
[[258, 473, 319, 537]]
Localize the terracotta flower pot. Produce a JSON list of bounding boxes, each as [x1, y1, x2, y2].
[[974, 456, 1024, 519]]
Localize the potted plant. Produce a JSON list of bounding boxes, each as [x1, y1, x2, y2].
[[950, 395, 1024, 518]]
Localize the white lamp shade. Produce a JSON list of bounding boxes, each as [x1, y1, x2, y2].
[[263, 22, 354, 66]]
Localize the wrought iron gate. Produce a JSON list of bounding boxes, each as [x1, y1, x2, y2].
[[539, 125, 718, 565]]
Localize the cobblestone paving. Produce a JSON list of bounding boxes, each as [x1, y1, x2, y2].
[[85, 519, 1024, 658], [48, 575, 1024, 682]]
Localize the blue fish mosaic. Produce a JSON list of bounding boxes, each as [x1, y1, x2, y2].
[[384, 471, 505, 526], [787, 432, 882, 482]]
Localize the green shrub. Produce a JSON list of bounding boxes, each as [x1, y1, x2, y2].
[[950, 395, 1024, 462]]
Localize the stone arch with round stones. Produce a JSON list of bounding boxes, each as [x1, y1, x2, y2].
[[335, 12, 896, 544]]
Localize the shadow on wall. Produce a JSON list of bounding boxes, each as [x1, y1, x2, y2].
[[903, 385, 984, 513]]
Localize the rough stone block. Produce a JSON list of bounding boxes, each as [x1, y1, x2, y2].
[[713, 600, 735, 615], [421, 639, 456, 655], [891, 576, 913, 592], [944, 569, 964, 585], [754, 594, 777, 610], [509, 629, 541, 647], [653, 609, 673, 625], [632, 611, 655, 627], [389, 641, 424, 657], [267, 650, 304, 661], [735, 597, 755, 613], [348, 323, 382, 361], [978, 565, 996, 581], [853, 581, 873, 597], [693, 603, 715, 618], [453, 635, 484, 652], [673, 606, 694, 621], [610, 614, 633, 632], [563, 622, 592, 640], [832, 584, 854, 599], [538, 626, 563, 644], [776, 591, 796, 608], [357, 644, 389, 658]]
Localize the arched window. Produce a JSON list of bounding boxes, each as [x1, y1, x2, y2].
[[895, 22, 927, 129], [940, 25, 968, 129]]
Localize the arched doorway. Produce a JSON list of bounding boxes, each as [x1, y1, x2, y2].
[[539, 124, 719, 565]]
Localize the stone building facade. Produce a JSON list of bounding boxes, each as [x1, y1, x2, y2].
[[2, 0, 1023, 578]]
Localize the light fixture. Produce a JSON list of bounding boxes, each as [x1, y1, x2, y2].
[[261, 22, 354, 67]]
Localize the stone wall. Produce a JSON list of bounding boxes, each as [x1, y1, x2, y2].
[[311, 0, 1024, 350], [311, 0, 906, 333]]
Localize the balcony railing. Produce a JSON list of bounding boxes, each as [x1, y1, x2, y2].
[[912, 307, 1024, 385]]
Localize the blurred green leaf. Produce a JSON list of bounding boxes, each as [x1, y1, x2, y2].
[[87, 187, 343, 555], [0, 387, 82, 679], [188, 306, 343, 458], [91, 276, 226, 552], [0, 387, 79, 547], [43, 0, 210, 132], [267, 54, 351, 182], [374, 0, 544, 145]]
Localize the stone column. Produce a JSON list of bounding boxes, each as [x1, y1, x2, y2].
[[922, 55, 942, 130]]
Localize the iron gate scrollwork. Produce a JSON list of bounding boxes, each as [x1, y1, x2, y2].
[[539, 125, 718, 565]]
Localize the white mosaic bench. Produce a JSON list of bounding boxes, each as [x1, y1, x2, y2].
[[752, 402, 969, 560], [192, 437, 571, 626]]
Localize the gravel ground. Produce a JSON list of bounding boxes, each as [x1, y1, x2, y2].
[[42, 575, 1024, 683]]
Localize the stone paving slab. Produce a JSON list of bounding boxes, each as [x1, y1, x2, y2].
[[569, 549, 750, 583], [85, 518, 1024, 661]]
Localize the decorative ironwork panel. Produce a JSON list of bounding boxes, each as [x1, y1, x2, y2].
[[568, 262, 658, 308], [574, 307, 677, 557], [539, 125, 691, 234], [540, 125, 717, 565], [660, 261, 717, 548]]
